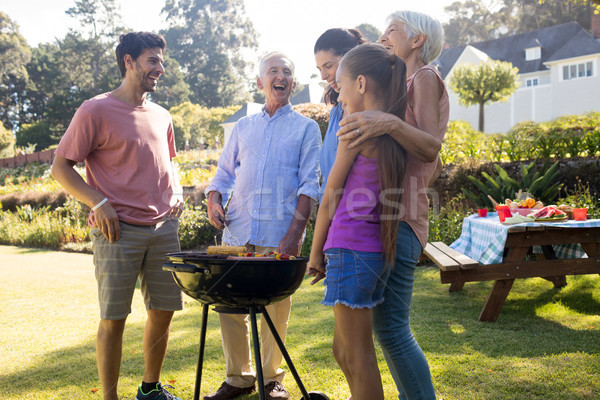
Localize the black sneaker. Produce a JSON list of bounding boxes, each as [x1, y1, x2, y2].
[[135, 382, 182, 400]]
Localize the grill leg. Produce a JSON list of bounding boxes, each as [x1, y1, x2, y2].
[[194, 304, 209, 400], [260, 305, 312, 400], [249, 305, 266, 400]]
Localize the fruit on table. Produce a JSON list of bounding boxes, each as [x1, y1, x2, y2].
[[528, 206, 567, 219], [505, 198, 543, 209]]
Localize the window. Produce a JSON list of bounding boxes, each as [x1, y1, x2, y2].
[[525, 47, 541, 61], [562, 61, 594, 80], [586, 61, 593, 77], [525, 78, 539, 87]]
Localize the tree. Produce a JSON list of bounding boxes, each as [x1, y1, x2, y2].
[[169, 102, 240, 149], [65, 0, 125, 40], [15, 121, 57, 152], [22, 2, 190, 141], [161, 0, 258, 107], [0, 11, 31, 131], [443, 0, 600, 46], [516, 0, 599, 31], [40, 32, 121, 136], [22, 43, 61, 125], [148, 54, 191, 110], [355, 23, 382, 43], [0, 121, 15, 157], [448, 60, 520, 132], [443, 0, 508, 46]]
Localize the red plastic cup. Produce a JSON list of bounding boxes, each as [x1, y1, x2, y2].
[[477, 208, 488, 217], [573, 208, 587, 221], [495, 205, 511, 222]]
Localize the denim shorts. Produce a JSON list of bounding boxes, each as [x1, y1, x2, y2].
[[322, 248, 391, 309]]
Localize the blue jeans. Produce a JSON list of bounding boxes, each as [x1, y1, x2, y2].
[[372, 222, 436, 400]]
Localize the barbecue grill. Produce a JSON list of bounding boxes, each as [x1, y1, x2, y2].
[[163, 252, 330, 400]]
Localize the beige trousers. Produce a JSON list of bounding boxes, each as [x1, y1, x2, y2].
[[219, 245, 292, 388]]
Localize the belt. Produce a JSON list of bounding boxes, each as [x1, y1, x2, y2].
[[120, 221, 158, 229]]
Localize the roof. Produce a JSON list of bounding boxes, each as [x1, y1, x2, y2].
[[222, 102, 263, 124], [435, 22, 600, 79], [290, 83, 324, 105], [546, 29, 600, 62]]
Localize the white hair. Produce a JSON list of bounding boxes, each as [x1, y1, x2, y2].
[[258, 51, 295, 78], [386, 10, 445, 65]]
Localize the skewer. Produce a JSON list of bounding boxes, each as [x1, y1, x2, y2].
[[487, 195, 499, 206]]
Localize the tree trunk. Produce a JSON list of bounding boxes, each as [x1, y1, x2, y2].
[[479, 101, 485, 132]]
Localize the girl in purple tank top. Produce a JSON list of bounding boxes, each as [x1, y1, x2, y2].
[[308, 43, 408, 400]]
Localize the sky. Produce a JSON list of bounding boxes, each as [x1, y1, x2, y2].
[[0, 0, 457, 83]]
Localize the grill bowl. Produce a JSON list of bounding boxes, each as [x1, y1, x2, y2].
[[163, 252, 308, 307]]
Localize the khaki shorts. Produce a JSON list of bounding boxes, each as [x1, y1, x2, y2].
[[91, 218, 183, 320]]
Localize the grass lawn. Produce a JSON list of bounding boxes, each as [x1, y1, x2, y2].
[[1, 245, 599, 400]]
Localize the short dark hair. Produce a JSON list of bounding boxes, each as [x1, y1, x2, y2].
[[115, 32, 166, 77]]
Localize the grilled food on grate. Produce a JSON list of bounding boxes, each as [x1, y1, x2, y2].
[[206, 245, 248, 255]]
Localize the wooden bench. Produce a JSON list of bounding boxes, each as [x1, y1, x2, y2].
[[423, 241, 478, 292]]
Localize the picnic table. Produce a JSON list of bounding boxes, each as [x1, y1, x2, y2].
[[424, 213, 600, 322]]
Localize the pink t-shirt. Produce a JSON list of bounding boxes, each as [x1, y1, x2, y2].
[[401, 65, 449, 248], [56, 92, 179, 226]]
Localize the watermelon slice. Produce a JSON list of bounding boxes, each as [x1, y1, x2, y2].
[[530, 206, 567, 221]]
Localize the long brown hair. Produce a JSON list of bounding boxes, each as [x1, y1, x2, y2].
[[340, 44, 408, 266]]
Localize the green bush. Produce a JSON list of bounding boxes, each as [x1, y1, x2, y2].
[[177, 203, 219, 250], [300, 217, 315, 257], [440, 120, 480, 164], [558, 181, 599, 219], [440, 112, 600, 164], [428, 194, 472, 244], [544, 114, 599, 158], [0, 206, 89, 248], [462, 160, 562, 208], [293, 103, 330, 140]]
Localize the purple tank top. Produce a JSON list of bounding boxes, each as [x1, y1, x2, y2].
[[324, 154, 383, 253]]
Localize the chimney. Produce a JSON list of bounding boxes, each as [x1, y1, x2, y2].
[[592, 12, 600, 40]]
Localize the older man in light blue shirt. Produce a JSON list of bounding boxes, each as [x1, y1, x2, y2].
[[204, 51, 320, 400], [205, 104, 321, 248]]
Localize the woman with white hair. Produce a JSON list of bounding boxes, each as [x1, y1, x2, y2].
[[336, 10, 449, 400]]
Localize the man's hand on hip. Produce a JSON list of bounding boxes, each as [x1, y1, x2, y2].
[[94, 202, 120, 243]]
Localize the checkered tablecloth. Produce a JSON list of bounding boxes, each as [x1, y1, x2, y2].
[[450, 213, 600, 265]]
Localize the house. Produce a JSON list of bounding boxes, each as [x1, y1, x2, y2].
[[221, 102, 263, 145], [221, 82, 324, 144], [435, 18, 600, 133], [290, 82, 324, 105]]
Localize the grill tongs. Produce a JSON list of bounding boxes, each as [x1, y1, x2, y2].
[[217, 194, 241, 246]]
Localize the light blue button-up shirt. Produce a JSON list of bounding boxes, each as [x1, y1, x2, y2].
[[205, 104, 321, 248]]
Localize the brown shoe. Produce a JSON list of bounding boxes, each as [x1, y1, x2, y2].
[[264, 381, 289, 400], [203, 382, 255, 400]]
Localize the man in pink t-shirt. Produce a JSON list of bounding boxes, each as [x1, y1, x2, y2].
[[51, 32, 183, 400]]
